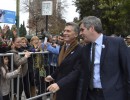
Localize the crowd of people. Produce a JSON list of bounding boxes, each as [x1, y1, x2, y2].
[[0, 16, 130, 100], [0, 28, 64, 100]]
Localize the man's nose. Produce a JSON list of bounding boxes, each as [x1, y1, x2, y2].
[[79, 31, 82, 35], [63, 31, 67, 35]]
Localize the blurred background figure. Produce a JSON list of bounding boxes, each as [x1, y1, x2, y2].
[[125, 35, 130, 47], [57, 34, 64, 46], [41, 34, 60, 75]]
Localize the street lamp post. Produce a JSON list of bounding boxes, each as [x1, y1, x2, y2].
[[45, 15, 48, 32], [42, 1, 53, 32], [16, 0, 20, 36]]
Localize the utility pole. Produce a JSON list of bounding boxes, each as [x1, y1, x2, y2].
[[16, 0, 20, 36], [45, 15, 48, 32]]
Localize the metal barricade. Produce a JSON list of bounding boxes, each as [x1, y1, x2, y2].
[[0, 51, 55, 100], [26, 92, 53, 100], [18, 51, 54, 100]]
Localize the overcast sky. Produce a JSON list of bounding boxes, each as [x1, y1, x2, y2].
[[64, 0, 79, 22], [0, 0, 79, 27]]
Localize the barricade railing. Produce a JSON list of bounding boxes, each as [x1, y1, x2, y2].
[[19, 51, 55, 100], [0, 51, 56, 100], [26, 92, 53, 100]]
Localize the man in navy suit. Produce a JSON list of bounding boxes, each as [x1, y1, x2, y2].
[[78, 16, 130, 100]]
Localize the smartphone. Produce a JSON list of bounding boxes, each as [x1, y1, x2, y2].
[[44, 37, 48, 44]]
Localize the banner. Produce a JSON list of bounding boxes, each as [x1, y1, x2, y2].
[[0, 9, 16, 24]]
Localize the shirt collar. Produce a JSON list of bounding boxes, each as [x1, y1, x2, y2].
[[95, 34, 103, 45]]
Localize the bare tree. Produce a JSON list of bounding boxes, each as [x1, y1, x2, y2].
[[21, 0, 67, 35]]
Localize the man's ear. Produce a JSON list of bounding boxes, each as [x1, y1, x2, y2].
[[89, 26, 95, 32]]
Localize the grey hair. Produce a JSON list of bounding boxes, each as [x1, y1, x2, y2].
[[66, 22, 80, 35], [81, 16, 103, 33]]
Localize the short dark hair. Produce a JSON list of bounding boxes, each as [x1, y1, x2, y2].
[[66, 22, 80, 35], [81, 16, 103, 33]]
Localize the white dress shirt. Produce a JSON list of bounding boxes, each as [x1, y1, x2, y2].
[[91, 34, 103, 88]]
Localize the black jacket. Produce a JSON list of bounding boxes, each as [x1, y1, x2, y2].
[[51, 44, 82, 100], [77, 36, 130, 100]]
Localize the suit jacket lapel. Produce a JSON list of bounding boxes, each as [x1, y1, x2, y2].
[[59, 49, 76, 66], [100, 35, 108, 68], [88, 44, 91, 70], [83, 43, 91, 70]]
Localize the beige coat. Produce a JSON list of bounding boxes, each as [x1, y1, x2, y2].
[[9, 50, 28, 77]]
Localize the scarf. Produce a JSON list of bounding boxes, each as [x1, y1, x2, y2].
[[58, 39, 78, 66]]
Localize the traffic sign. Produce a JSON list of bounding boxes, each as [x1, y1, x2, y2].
[[42, 1, 53, 15]]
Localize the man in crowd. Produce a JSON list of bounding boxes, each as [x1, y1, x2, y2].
[[78, 16, 130, 100]]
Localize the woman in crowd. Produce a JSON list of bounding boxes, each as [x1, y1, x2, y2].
[[20, 37, 36, 98], [30, 36, 46, 100], [0, 56, 21, 100], [9, 37, 31, 100]]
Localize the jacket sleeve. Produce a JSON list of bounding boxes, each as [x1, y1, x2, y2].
[[47, 44, 60, 54], [13, 53, 27, 68], [126, 47, 130, 99], [13, 53, 28, 77], [119, 38, 130, 100], [1, 67, 19, 79], [51, 66, 60, 80], [56, 60, 81, 88]]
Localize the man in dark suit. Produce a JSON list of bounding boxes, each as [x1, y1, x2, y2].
[[45, 22, 81, 100], [78, 16, 130, 100]]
